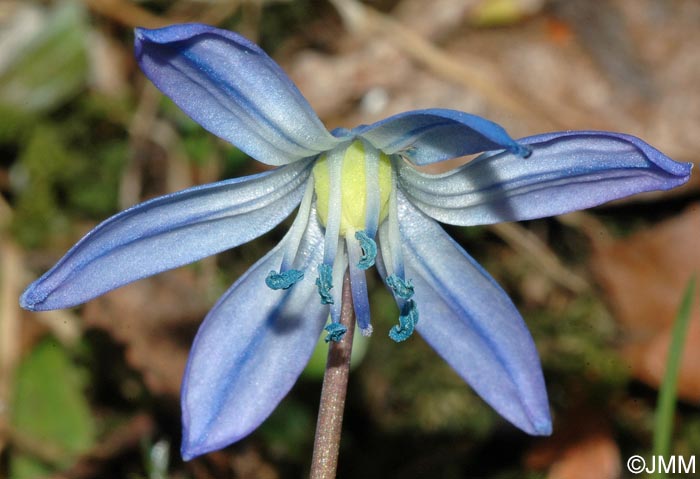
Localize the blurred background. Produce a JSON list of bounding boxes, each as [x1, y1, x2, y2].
[[0, 0, 699, 478]]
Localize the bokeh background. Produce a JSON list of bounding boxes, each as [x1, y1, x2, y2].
[[1, 0, 699, 478]]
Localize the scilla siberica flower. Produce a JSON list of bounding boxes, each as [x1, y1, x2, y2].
[[20, 24, 691, 459]]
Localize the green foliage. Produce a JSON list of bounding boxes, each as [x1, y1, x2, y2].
[[259, 399, 315, 460], [360, 287, 496, 437], [9, 98, 128, 247], [653, 276, 696, 476], [10, 338, 96, 478], [0, 104, 35, 144], [0, 2, 88, 113], [11, 125, 73, 247], [528, 294, 629, 403]]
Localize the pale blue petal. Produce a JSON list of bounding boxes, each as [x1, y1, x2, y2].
[[395, 191, 551, 435], [20, 160, 313, 311], [135, 24, 340, 165], [399, 131, 692, 225], [181, 210, 327, 459], [355, 109, 528, 165]]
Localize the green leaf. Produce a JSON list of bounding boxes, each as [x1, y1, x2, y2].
[[0, 2, 88, 113], [10, 339, 96, 478], [652, 275, 696, 478], [258, 399, 314, 460]]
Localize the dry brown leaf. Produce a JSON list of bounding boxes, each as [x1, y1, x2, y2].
[[624, 319, 700, 402], [591, 204, 700, 401], [526, 411, 621, 479], [83, 269, 211, 396], [546, 432, 620, 479]]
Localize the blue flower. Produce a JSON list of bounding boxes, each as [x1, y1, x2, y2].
[[20, 24, 692, 460]]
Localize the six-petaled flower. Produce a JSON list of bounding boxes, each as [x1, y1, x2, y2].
[[19, 24, 692, 460]]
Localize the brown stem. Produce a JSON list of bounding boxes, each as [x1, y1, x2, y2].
[[309, 272, 355, 479]]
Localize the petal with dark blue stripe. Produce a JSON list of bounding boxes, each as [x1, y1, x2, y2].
[[396, 191, 551, 436], [20, 160, 312, 311], [355, 109, 528, 165], [135, 24, 340, 165], [181, 211, 327, 459], [399, 131, 692, 225]]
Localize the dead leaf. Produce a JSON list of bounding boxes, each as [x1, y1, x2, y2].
[[526, 410, 621, 479], [591, 204, 700, 401]]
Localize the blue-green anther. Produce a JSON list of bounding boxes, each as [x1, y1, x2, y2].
[[315, 263, 334, 304], [386, 274, 414, 300], [265, 269, 304, 290], [514, 143, 532, 158], [324, 322, 347, 343], [354, 230, 377, 270], [389, 300, 419, 342]]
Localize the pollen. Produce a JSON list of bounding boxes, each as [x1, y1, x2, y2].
[[312, 140, 392, 235]]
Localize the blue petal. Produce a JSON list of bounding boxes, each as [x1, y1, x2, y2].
[[394, 191, 551, 435], [399, 131, 693, 225], [355, 109, 528, 165], [135, 24, 340, 165], [181, 210, 327, 459], [20, 160, 313, 311]]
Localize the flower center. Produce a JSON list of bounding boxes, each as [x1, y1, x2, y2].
[[312, 140, 392, 235], [267, 139, 418, 342]]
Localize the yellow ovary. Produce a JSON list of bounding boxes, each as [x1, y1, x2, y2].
[[312, 141, 392, 235]]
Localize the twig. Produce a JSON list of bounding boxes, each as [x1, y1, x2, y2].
[[490, 222, 589, 294], [330, 0, 554, 126], [329, 0, 620, 132], [0, 241, 22, 455], [309, 272, 355, 478]]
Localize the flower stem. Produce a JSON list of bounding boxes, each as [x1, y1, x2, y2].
[[309, 272, 355, 479]]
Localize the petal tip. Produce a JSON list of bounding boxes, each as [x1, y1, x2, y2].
[[522, 400, 552, 436], [534, 420, 553, 436], [180, 422, 213, 461], [19, 284, 44, 311], [180, 441, 200, 462]]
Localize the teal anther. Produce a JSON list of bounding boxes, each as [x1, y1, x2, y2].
[[355, 230, 377, 270], [386, 274, 414, 300], [315, 263, 334, 304], [513, 143, 532, 158], [324, 322, 347, 343], [265, 269, 304, 290], [389, 300, 419, 343]]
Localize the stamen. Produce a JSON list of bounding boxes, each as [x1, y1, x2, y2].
[[264, 179, 314, 291], [388, 166, 405, 279], [389, 299, 419, 343], [324, 322, 347, 343], [361, 138, 381, 238], [379, 165, 405, 279], [328, 245, 348, 324], [265, 270, 304, 290], [346, 236, 372, 335], [354, 230, 377, 270], [322, 149, 343, 266], [386, 274, 414, 300], [280, 178, 315, 272], [315, 263, 334, 304]]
